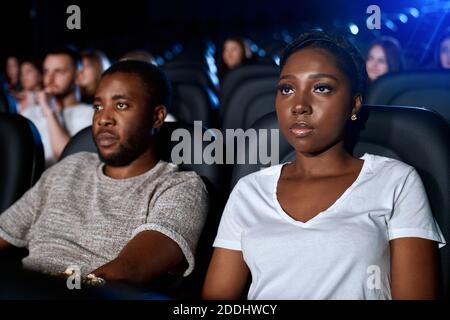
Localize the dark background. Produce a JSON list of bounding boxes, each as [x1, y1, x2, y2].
[[1, 0, 449, 68]]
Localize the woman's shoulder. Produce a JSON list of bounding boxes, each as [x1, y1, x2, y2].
[[363, 153, 416, 179], [231, 164, 284, 195]]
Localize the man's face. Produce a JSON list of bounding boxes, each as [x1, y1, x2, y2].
[[92, 72, 159, 166], [43, 54, 77, 98]]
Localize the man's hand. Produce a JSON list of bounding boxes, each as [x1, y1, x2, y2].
[[36, 90, 55, 117], [0, 237, 11, 251]]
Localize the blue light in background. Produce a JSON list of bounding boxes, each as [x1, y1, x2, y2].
[[385, 19, 398, 32], [348, 23, 359, 35], [408, 7, 420, 18], [398, 13, 408, 23]]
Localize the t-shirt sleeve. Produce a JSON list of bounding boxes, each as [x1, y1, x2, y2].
[[213, 180, 247, 251], [387, 168, 446, 248], [131, 173, 208, 277], [0, 169, 51, 247]]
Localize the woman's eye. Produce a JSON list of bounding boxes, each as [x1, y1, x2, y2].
[[278, 85, 294, 95], [313, 85, 332, 94], [116, 103, 128, 110]]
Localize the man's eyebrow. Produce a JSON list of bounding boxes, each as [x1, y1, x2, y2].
[[93, 96, 101, 102], [111, 94, 134, 101]]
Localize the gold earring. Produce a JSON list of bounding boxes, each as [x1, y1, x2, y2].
[[351, 114, 357, 121]]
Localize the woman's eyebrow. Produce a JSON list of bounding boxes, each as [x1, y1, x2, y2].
[[308, 73, 339, 81], [279, 73, 339, 81], [279, 74, 296, 81]]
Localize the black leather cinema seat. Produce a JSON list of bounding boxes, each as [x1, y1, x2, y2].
[[220, 64, 278, 114], [366, 71, 450, 123], [0, 113, 45, 213], [0, 78, 13, 113], [60, 122, 225, 298], [221, 75, 278, 130], [230, 105, 450, 298]]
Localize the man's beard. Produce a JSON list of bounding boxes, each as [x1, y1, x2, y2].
[[96, 126, 153, 167]]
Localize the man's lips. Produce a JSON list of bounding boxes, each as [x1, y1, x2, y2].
[[289, 122, 314, 137], [95, 132, 119, 147]]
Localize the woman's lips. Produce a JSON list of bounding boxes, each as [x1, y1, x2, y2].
[[289, 122, 314, 137]]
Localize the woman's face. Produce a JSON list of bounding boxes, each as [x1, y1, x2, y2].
[[366, 45, 389, 82], [6, 56, 20, 84], [440, 37, 450, 69], [276, 47, 360, 156], [20, 62, 42, 91], [223, 40, 244, 69], [77, 57, 101, 96]]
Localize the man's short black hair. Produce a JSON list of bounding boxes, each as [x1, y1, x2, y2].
[[280, 31, 368, 99], [46, 45, 82, 70], [102, 60, 172, 112]]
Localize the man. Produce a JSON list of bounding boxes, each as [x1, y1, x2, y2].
[[22, 46, 93, 167], [0, 60, 208, 286]]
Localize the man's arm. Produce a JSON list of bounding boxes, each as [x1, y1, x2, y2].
[[91, 230, 184, 285], [390, 237, 440, 299]]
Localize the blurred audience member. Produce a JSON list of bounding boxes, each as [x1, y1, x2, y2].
[[22, 46, 93, 167], [218, 37, 253, 81], [366, 37, 403, 82], [5, 56, 21, 93], [15, 59, 43, 114], [436, 32, 450, 69], [120, 50, 156, 65], [77, 50, 111, 104]]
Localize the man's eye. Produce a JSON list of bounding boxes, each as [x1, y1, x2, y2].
[[116, 103, 128, 110], [313, 85, 332, 94], [277, 84, 294, 95], [93, 105, 103, 112]]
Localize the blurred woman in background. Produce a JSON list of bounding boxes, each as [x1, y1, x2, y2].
[[77, 50, 110, 104], [16, 58, 43, 113], [5, 56, 21, 93], [436, 32, 450, 69], [366, 37, 404, 82], [218, 37, 253, 82]]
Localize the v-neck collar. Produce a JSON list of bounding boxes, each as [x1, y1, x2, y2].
[[272, 153, 372, 227]]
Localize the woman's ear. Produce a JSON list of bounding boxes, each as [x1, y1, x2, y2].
[[152, 105, 167, 129], [351, 94, 363, 116]]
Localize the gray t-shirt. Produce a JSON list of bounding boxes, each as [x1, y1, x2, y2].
[[0, 152, 208, 277]]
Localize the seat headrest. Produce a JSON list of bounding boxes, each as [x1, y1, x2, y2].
[[0, 113, 44, 212]]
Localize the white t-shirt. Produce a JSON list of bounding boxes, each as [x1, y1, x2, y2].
[[22, 104, 94, 167], [213, 153, 446, 300]]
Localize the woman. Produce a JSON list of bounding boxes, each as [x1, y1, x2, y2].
[[366, 37, 403, 82], [436, 32, 450, 69], [218, 37, 252, 81], [203, 31, 446, 300], [77, 50, 110, 104], [16, 59, 43, 113], [5, 56, 21, 93]]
